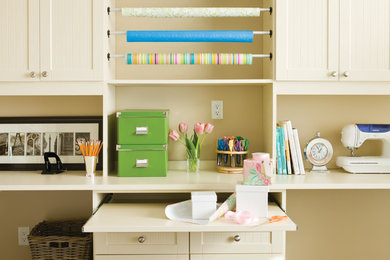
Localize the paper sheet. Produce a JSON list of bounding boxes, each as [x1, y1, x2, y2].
[[165, 200, 209, 225]]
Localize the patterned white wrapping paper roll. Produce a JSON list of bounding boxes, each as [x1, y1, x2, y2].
[[121, 8, 261, 18]]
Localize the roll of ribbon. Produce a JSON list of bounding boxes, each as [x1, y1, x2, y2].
[[126, 31, 253, 42], [127, 53, 253, 65], [121, 8, 261, 18]]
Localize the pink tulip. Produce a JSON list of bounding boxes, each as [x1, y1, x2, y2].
[[179, 123, 188, 133], [204, 123, 214, 134], [168, 130, 180, 141], [194, 122, 205, 135]]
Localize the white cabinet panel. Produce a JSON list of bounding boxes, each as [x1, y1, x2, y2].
[[276, 0, 339, 81], [0, 0, 39, 81], [40, 0, 103, 81], [94, 232, 189, 255], [190, 232, 283, 254], [340, 0, 390, 81], [95, 255, 189, 260], [190, 254, 284, 260]]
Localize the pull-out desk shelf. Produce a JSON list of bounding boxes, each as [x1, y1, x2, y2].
[[83, 203, 296, 260]]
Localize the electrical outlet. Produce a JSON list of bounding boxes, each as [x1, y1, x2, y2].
[[211, 100, 223, 119], [18, 227, 30, 246]]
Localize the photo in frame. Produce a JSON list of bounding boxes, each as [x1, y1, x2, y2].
[[0, 117, 103, 170]]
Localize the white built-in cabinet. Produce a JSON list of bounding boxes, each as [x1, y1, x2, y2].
[[0, 0, 103, 82], [276, 0, 390, 81]]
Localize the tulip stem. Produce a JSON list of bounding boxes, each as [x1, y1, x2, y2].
[[199, 133, 207, 148], [177, 137, 186, 146]]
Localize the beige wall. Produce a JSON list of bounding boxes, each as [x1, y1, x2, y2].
[[286, 190, 390, 260], [116, 86, 264, 160], [0, 191, 92, 260], [0, 96, 102, 117], [277, 95, 390, 169]]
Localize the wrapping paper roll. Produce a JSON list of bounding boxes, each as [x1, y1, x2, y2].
[[126, 31, 253, 42], [121, 8, 261, 18], [126, 53, 253, 65]]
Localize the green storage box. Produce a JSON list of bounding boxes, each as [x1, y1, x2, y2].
[[117, 110, 169, 145], [117, 144, 168, 177]]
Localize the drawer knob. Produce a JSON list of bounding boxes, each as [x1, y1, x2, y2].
[[42, 71, 49, 77], [138, 236, 145, 243], [330, 71, 338, 77], [343, 71, 350, 77], [233, 235, 240, 242], [30, 71, 37, 78]]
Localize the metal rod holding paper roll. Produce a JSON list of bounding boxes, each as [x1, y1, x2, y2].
[[106, 53, 273, 63], [107, 7, 272, 16], [107, 30, 272, 39]]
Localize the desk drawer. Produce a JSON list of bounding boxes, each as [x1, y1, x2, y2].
[[190, 254, 284, 260], [96, 255, 189, 260], [94, 232, 189, 255], [190, 231, 283, 254]]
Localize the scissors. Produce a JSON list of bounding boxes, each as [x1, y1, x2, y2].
[[234, 139, 245, 151], [234, 139, 245, 166], [217, 139, 228, 151]]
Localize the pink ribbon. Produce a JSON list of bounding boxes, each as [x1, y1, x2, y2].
[[224, 210, 259, 225]]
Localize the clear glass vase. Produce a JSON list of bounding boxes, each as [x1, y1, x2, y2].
[[187, 157, 200, 174]]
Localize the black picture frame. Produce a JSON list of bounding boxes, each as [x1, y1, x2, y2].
[[0, 116, 103, 171]]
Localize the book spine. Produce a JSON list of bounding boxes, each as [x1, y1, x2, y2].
[[280, 122, 292, 174], [279, 126, 287, 174], [285, 120, 300, 174], [293, 128, 306, 175], [276, 127, 283, 175]]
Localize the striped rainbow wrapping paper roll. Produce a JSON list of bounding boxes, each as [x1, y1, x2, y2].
[[121, 8, 261, 18], [127, 53, 253, 65]]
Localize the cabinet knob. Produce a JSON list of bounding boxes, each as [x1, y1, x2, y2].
[[343, 71, 350, 77], [138, 236, 145, 243], [233, 235, 241, 242], [30, 72, 37, 78], [42, 71, 49, 77], [330, 71, 338, 77]]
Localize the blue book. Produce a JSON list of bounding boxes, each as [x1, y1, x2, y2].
[[279, 126, 287, 174], [276, 127, 283, 175]]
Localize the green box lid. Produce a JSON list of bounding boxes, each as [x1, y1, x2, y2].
[[117, 109, 169, 118]]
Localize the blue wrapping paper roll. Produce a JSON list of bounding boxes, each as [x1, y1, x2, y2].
[[126, 31, 253, 43]]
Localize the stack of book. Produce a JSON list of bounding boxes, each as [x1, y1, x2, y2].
[[276, 121, 305, 175]]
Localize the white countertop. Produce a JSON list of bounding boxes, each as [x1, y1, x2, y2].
[[1, 169, 390, 191], [83, 203, 296, 232]]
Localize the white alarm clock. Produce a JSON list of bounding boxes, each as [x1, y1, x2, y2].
[[304, 132, 333, 172]]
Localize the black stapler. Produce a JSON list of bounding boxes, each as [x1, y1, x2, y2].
[[41, 152, 66, 174]]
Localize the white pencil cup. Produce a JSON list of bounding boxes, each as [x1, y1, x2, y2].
[[84, 156, 97, 177]]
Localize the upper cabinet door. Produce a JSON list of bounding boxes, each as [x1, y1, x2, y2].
[[39, 0, 103, 81], [340, 0, 390, 81], [0, 0, 40, 81], [276, 0, 339, 81]]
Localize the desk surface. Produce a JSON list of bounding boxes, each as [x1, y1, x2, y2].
[[1, 170, 390, 191], [83, 202, 296, 232]]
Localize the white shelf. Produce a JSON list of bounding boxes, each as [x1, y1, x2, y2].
[[2, 169, 390, 191], [275, 81, 390, 95], [0, 82, 104, 96], [83, 202, 296, 233], [107, 79, 273, 86]]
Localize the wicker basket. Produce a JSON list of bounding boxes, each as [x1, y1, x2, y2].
[[28, 220, 92, 260]]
